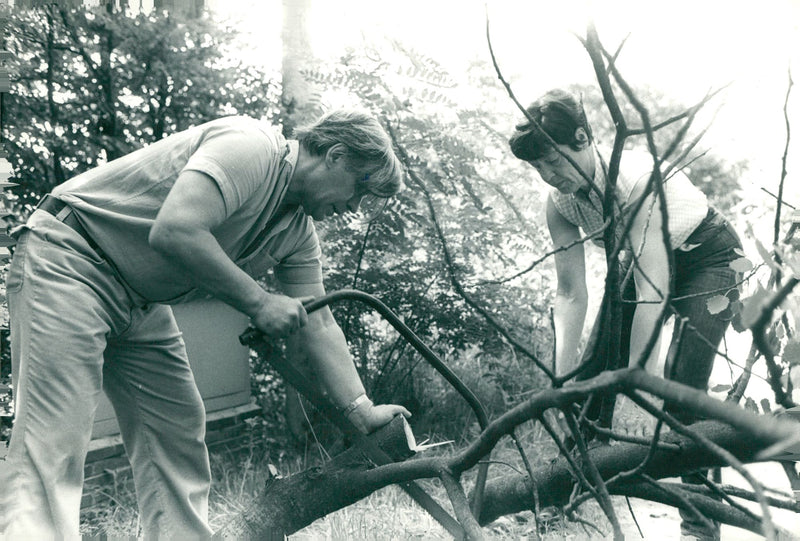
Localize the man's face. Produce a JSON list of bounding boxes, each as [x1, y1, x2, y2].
[[302, 159, 365, 221], [528, 141, 594, 195]]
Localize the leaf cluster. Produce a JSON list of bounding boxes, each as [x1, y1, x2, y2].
[[4, 4, 280, 214]]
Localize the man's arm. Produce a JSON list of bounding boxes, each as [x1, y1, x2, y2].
[[149, 169, 307, 337], [546, 196, 588, 377], [279, 280, 411, 434], [627, 194, 671, 373]]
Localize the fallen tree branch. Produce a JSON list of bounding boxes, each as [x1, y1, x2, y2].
[[622, 482, 797, 539], [475, 419, 794, 529], [216, 366, 800, 537], [440, 469, 484, 541], [628, 391, 778, 540]]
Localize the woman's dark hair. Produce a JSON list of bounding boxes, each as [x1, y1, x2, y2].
[[508, 89, 593, 161]]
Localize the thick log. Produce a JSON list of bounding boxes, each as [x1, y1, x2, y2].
[[213, 415, 417, 539], [475, 420, 788, 525]]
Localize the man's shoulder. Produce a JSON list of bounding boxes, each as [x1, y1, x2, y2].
[[197, 116, 283, 149]]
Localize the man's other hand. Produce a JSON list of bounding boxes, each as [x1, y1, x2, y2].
[[349, 400, 411, 434]]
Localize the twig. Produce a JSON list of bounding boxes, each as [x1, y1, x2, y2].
[[439, 468, 485, 541], [568, 514, 605, 536], [761, 186, 796, 210], [476, 460, 524, 476], [640, 474, 716, 532], [606, 33, 631, 73], [695, 482, 799, 511], [510, 428, 542, 539], [617, 419, 668, 479], [476, 220, 608, 286], [564, 417, 670, 515], [561, 409, 624, 540], [751, 277, 799, 408], [727, 344, 761, 404], [687, 472, 763, 523], [773, 67, 794, 245], [584, 419, 679, 451], [539, 414, 598, 497], [660, 114, 717, 181], [625, 495, 644, 538], [484, 6, 597, 192], [627, 84, 726, 137]]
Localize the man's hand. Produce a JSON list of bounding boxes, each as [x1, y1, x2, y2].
[[251, 293, 310, 338], [348, 398, 412, 434]]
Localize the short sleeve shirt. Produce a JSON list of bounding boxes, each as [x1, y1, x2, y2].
[[549, 149, 708, 250], [52, 116, 323, 304]]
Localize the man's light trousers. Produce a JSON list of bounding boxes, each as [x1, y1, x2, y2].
[[0, 210, 213, 539]]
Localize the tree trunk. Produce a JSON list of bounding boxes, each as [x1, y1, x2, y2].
[[44, 5, 66, 186], [153, 0, 205, 18], [280, 0, 324, 442], [280, 0, 317, 138]]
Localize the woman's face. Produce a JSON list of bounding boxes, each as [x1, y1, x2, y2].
[[527, 129, 594, 194]]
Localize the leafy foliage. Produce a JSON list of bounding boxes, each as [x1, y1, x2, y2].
[[736, 238, 800, 407], [4, 3, 280, 213], [1, 0, 281, 448]]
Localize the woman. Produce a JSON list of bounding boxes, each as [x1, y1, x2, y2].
[[509, 89, 741, 540]]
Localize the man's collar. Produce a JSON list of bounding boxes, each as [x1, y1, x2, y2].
[[284, 140, 299, 169]]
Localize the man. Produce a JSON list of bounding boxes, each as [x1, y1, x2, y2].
[[509, 89, 742, 540], [0, 110, 411, 539]]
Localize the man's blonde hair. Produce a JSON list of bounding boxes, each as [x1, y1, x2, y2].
[[295, 109, 404, 198]]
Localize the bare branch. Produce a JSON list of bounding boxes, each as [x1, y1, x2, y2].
[[774, 68, 794, 245], [683, 482, 800, 512], [762, 186, 797, 210], [485, 7, 598, 192], [387, 123, 555, 381], [687, 473, 764, 523], [509, 428, 543, 537], [584, 419, 679, 451], [640, 473, 717, 533], [561, 409, 624, 540], [476, 220, 609, 286], [607, 33, 631, 73], [627, 85, 728, 137], [727, 344, 761, 404], [538, 414, 601, 497]]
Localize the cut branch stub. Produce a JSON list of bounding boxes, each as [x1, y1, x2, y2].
[[212, 415, 416, 539]]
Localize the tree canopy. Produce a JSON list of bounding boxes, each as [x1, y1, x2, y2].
[[3, 2, 799, 539]]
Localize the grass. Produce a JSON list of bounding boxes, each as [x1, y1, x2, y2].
[[79, 418, 637, 540]]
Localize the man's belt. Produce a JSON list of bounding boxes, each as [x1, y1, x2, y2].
[[37, 194, 107, 259]]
